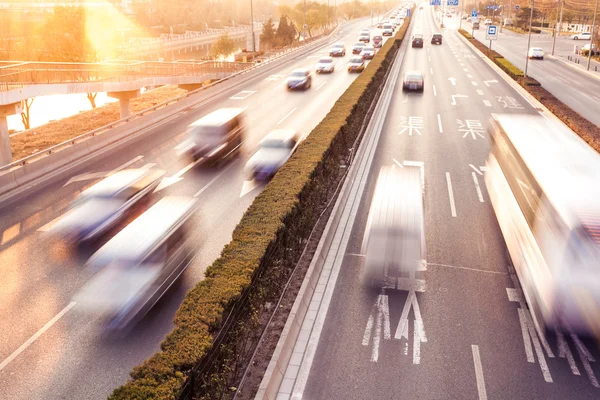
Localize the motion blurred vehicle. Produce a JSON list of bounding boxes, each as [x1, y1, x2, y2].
[[528, 47, 544, 59], [486, 113, 600, 336], [363, 166, 425, 288], [187, 108, 245, 163], [75, 196, 198, 330], [329, 42, 346, 57], [377, 22, 384, 28], [360, 28, 371, 35], [411, 34, 424, 48], [382, 23, 394, 36], [581, 43, 600, 56], [348, 56, 366, 73], [373, 35, 383, 48], [286, 68, 312, 90], [419, 5, 423, 9], [402, 70, 424, 92], [352, 42, 366, 54], [315, 56, 335, 73], [431, 33, 443, 44], [245, 129, 300, 181], [484, 19, 492, 25], [50, 168, 166, 243], [571, 32, 592, 40], [358, 33, 370, 43], [473, 20, 480, 29], [361, 46, 375, 60]]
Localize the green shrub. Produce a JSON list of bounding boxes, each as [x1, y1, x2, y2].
[[495, 57, 524, 79], [109, 17, 412, 400], [458, 29, 472, 39]]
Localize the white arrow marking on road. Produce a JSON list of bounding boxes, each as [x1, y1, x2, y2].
[[448, 77, 457, 86], [395, 284, 427, 364], [362, 294, 391, 362], [240, 179, 261, 198], [557, 332, 580, 376], [63, 155, 143, 187], [483, 79, 498, 87], [451, 94, 468, 105], [154, 158, 202, 193], [571, 333, 600, 387], [469, 164, 483, 175]]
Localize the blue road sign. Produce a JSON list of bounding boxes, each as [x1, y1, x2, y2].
[[430, 0, 441, 5], [472, 10, 478, 17], [406, 9, 411, 17], [488, 25, 497, 35], [516, 5, 520, 10], [447, 0, 459, 6], [486, 5, 500, 10]]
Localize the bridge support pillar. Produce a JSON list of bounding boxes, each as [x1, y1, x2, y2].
[[107, 90, 140, 119], [0, 102, 23, 166]]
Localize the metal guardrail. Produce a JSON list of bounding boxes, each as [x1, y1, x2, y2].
[[0, 32, 333, 174], [0, 60, 253, 92]]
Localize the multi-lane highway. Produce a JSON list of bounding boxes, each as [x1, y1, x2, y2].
[[0, 17, 396, 400], [278, 6, 600, 400], [469, 21, 600, 127]]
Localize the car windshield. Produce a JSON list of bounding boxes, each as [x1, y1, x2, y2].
[[290, 71, 306, 77], [261, 139, 288, 149], [319, 58, 332, 64], [364, 47, 374, 52], [355, 43, 365, 47], [532, 48, 543, 52], [414, 35, 423, 39], [332, 44, 343, 48], [433, 34, 442, 38], [350, 58, 363, 63], [406, 74, 422, 80]]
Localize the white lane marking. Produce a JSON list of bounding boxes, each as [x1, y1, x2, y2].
[[572, 334, 600, 387], [460, 63, 465, 67], [471, 345, 488, 400], [229, 90, 256, 100], [316, 82, 327, 91], [518, 308, 535, 362], [446, 172, 457, 217], [448, 77, 457, 86], [483, 100, 492, 107], [472, 81, 479, 86], [472, 172, 484, 202], [433, 85, 437, 96], [193, 162, 236, 197], [392, 158, 404, 168], [557, 332, 580, 376], [477, 89, 485, 95], [430, 67, 433, 75], [437, 114, 443, 133], [0, 302, 76, 372], [593, 95, 600, 102], [362, 294, 391, 362], [469, 164, 482, 175], [278, 107, 297, 125], [427, 47, 430, 53], [463, 68, 469, 72], [557, 76, 570, 84], [483, 79, 498, 87], [467, 74, 473, 78], [428, 56, 431, 62], [451, 94, 468, 105]]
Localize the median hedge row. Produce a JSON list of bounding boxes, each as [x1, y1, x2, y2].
[[109, 18, 411, 400], [458, 28, 600, 154]]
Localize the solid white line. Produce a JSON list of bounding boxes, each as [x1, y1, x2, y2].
[[0, 302, 76, 372], [392, 158, 404, 168], [362, 314, 374, 346], [471, 345, 488, 400], [483, 100, 492, 107], [433, 85, 437, 96], [112, 155, 144, 174], [593, 95, 600, 102], [277, 107, 297, 125], [193, 162, 235, 197], [477, 89, 485, 95], [472, 172, 484, 202], [469, 164, 483, 175], [428, 56, 431, 62], [316, 82, 327, 91], [430, 67, 434, 75], [446, 172, 457, 217], [437, 114, 443, 133]]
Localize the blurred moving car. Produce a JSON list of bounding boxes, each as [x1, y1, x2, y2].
[[360, 28, 371, 35], [402, 70, 424, 91], [484, 19, 492, 25], [75, 196, 198, 330], [286, 68, 312, 90], [358, 33, 370, 43], [528, 47, 544, 59], [50, 168, 166, 243], [581, 43, 600, 56], [431, 33, 443, 45], [352, 42, 366, 54], [187, 108, 245, 163], [571, 32, 592, 40], [348, 56, 366, 72], [473, 20, 480, 29], [411, 34, 424, 48], [419, 5, 423, 9], [245, 129, 300, 181], [329, 42, 346, 57], [315, 56, 335, 73], [363, 166, 425, 287], [382, 23, 394, 36], [361, 46, 375, 60], [373, 35, 383, 48]]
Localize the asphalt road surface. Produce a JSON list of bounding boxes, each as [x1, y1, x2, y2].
[[302, 6, 600, 400], [0, 16, 396, 400]]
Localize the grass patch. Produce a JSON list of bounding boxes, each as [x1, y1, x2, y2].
[[109, 17, 412, 400], [9, 85, 191, 161]]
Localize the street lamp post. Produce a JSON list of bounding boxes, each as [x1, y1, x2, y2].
[[460, 0, 465, 30], [551, 0, 564, 55], [587, 0, 598, 70], [250, 0, 256, 52], [327, 0, 330, 28], [524, 0, 534, 78], [303, 0, 306, 39]]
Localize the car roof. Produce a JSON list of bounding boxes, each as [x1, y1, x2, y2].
[[261, 129, 298, 144], [291, 68, 309, 74], [350, 57, 364, 62], [190, 107, 244, 128], [318, 56, 333, 61], [405, 70, 423, 77], [81, 168, 156, 198]]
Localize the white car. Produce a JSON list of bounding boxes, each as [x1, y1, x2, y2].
[[315, 56, 335, 73], [528, 47, 544, 59], [484, 19, 492, 25], [571, 32, 592, 40], [245, 129, 300, 181], [361, 46, 375, 60]]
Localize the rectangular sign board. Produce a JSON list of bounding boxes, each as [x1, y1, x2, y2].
[[486, 25, 498, 40]]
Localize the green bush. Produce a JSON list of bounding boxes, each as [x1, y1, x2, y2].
[[109, 17, 412, 400], [458, 29, 472, 40], [494, 57, 524, 79]]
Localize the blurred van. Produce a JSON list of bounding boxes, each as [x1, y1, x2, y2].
[[75, 196, 198, 330], [187, 107, 245, 163], [363, 166, 425, 288]]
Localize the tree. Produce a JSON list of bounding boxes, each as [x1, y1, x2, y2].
[[20, 99, 34, 131], [260, 18, 276, 49], [516, 7, 541, 29], [275, 15, 296, 46], [87, 93, 98, 109], [210, 32, 235, 59]]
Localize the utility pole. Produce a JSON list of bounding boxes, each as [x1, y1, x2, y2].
[[334, 0, 337, 26], [552, 0, 564, 55], [303, 0, 306, 39], [587, 0, 598, 70], [250, 0, 256, 52], [327, 0, 330, 28], [525, 0, 534, 78], [460, 0, 465, 30]]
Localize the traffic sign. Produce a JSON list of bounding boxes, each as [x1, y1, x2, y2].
[[447, 0, 459, 6], [472, 10, 478, 17], [486, 5, 500, 10], [486, 25, 498, 40], [406, 8, 411, 17], [430, 0, 441, 5], [515, 5, 520, 10]]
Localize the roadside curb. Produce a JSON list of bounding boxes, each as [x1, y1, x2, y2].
[[546, 54, 600, 83]]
